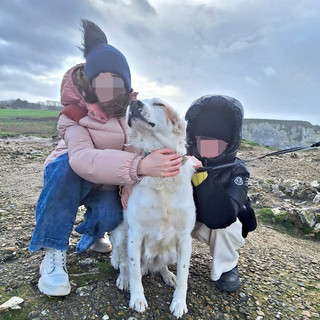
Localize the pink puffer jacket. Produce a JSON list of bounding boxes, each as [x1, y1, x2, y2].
[[43, 64, 142, 190]]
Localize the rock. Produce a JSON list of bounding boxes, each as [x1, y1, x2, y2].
[[279, 179, 318, 200], [310, 180, 320, 191], [76, 286, 94, 297], [313, 193, 320, 204], [287, 207, 317, 228], [271, 208, 281, 215], [0, 296, 24, 310], [238, 306, 247, 314], [300, 208, 317, 228], [243, 120, 320, 149], [302, 310, 312, 318], [313, 223, 320, 233], [79, 258, 94, 266], [28, 311, 41, 319], [239, 292, 247, 302]]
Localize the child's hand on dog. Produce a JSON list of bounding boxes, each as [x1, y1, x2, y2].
[[138, 148, 183, 177], [186, 156, 203, 169]]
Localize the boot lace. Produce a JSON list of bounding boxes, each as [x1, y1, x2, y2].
[[49, 249, 67, 272]]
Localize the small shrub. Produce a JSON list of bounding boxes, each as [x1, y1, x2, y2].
[[257, 208, 295, 234], [241, 139, 260, 147]]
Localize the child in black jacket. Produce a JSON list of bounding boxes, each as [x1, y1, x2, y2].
[[186, 95, 257, 292]]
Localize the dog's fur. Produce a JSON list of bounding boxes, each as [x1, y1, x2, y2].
[[110, 98, 196, 318]]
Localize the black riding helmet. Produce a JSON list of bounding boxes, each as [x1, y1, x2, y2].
[[185, 95, 244, 167]]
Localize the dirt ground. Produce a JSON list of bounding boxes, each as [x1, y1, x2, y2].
[[0, 137, 319, 320]]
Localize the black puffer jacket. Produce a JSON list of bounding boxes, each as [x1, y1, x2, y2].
[[185, 95, 256, 237]]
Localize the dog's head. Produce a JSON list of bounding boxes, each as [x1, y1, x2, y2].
[[126, 98, 186, 155]]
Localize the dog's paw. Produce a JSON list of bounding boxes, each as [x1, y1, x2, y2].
[[129, 295, 148, 313], [161, 270, 176, 287], [116, 274, 130, 291], [170, 299, 188, 319]]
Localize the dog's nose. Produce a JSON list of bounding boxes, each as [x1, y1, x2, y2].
[[136, 100, 144, 107], [130, 99, 144, 110], [128, 100, 144, 127], [127, 100, 155, 128], [129, 99, 144, 117]]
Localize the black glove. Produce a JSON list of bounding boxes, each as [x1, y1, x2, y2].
[[238, 198, 257, 238]]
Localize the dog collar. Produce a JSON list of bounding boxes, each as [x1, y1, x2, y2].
[[144, 151, 186, 165]]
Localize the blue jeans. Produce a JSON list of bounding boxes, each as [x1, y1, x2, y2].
[[29, 153, 123, 254]]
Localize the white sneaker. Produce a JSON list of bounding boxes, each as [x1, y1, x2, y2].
[[38, 248, 71, 296], [90, 234, 112, 253]]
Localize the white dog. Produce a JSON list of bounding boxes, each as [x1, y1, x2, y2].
[[110, 98, 196, 318]]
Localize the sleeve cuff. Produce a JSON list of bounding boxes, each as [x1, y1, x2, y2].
[[129, 155, 144, 182]]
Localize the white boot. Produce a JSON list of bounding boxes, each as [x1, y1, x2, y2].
[[90, 234, 112, 253], [38, 248, 71, 296]]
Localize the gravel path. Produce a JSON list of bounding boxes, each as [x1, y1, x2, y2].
[[0, 138, 319, 320]]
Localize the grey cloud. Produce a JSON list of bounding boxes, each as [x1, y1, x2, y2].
[[122, 1, 320, 123], [0, 0, 102, 100], [0, 0, 319, 125], [123, 23, 153, 41], [133, 0, 157, 15], [0, 0, 108, 64]]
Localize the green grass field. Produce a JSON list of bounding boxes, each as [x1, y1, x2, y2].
[[0, 108, 60, 118], [0, 108, 60, 138]]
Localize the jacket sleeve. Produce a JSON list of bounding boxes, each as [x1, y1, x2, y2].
[[57, 116, 143, 186], [221, 163, 257, 237], [220, 163, 249, 215]]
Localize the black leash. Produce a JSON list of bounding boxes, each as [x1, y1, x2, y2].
[[197, 141, 320, 173]]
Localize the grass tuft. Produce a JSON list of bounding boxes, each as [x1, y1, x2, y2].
[[257, 208, 295, 235]]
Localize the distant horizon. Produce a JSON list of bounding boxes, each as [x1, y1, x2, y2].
[[1, 97, 319, 127], [0, 97, 61, 104], [243, 118, 320, 127]]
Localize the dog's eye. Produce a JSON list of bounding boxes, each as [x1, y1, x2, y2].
[[153, 103, 166, 107]]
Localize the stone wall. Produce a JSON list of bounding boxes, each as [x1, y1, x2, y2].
[[242, 119, 320, 149]]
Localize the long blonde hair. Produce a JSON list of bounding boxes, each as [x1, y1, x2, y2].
[[73, 66, 129, 118]]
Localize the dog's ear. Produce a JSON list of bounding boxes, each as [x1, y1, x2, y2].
[[155, 100, 186, 136], [164, 106, 177, 125], [167, 108, 186, 136], [173, 117, 186, 136]]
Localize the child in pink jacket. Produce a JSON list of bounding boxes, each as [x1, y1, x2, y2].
[[29, 20, 183, 297]]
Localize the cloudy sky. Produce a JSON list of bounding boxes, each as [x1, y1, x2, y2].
[[1, 0, 320, 125]]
